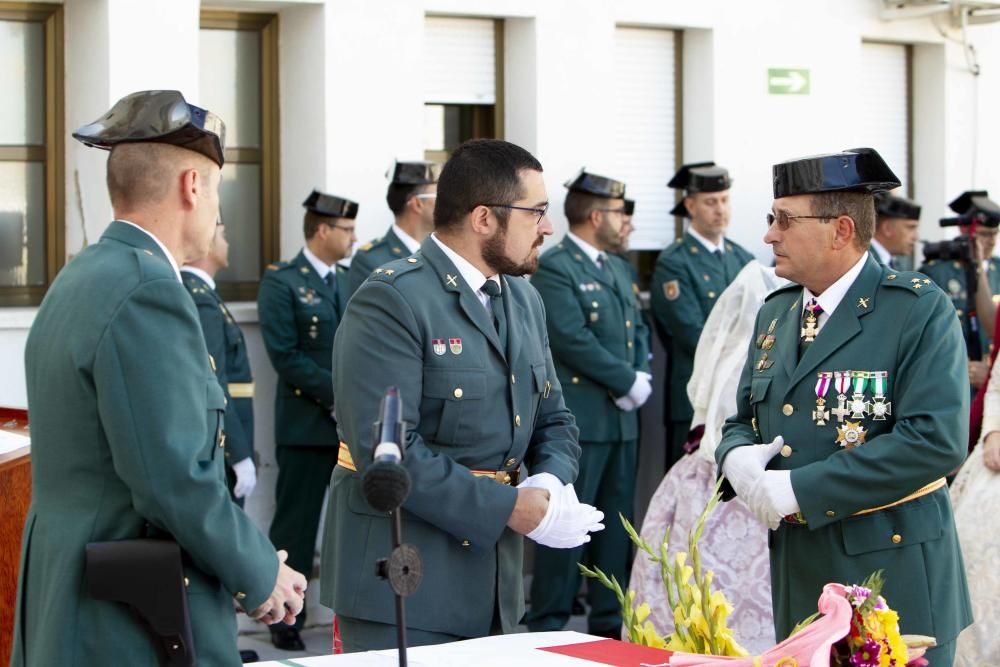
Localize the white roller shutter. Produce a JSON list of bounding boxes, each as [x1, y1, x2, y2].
[[856, 42, 910, 194], [424, 16, 496, 104], [611, 27, 678, 251]]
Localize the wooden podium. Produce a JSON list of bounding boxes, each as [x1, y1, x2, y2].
[[0, 408, 31, 666]]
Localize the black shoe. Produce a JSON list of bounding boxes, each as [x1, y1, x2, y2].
[[270, 627, 306, 651], [239, 649, 260, 663], [571, 599, 586, 616]]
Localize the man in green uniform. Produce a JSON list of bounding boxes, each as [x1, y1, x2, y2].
[[869, 191, 920, 268], [320, 139, 601, 652], [257, 190, 356, 650], [717, 147, 972, 666], [347, 160, 441, 295], [919, 191, 1000, 390], [183, 221, 257, 507], [651, 162, 755, 469], [12, 90, 305, 666], [527, 170, 651, 637]]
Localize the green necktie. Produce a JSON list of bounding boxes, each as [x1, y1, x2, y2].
[[481, 279, 507, 352]]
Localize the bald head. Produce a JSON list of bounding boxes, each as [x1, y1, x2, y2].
[[106, 143, 217, 212]]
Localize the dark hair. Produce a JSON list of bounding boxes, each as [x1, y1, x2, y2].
[[386, 183, 427, 216], [434, 139, 543, 231], [810, 191, 875, 249], [303, 211, 330, 239], [564, 191, 602, 226]]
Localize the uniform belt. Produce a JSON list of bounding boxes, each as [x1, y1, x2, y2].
[[227, 382, 255, 398], [336, 441, 521, 485], [783, 477, 946, 525]]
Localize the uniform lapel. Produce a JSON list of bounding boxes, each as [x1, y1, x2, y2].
[[504, 276, 523, 366], [564, 237, 616, 291], [296, 251, 335, 301], [788, 257, 882, 389], [419, 238, 506, 360], [384, 228, 408, 259], [773, 291, 803, 381]]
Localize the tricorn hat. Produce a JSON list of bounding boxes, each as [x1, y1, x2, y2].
[[388, 160, 442, 186], [303, 190, 359, 219], [948, 190, 1000, 219], [874, 192, 921, 221], [564, 169, 627, 199], [772, 147, 900, 199], [668, 162, 732, 193], [73, 90, 226, 167]]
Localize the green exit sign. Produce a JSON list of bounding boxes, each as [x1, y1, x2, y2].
[[768, 68, 810, 95]]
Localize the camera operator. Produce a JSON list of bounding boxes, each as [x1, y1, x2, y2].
[[919, 190, 1000, 389]]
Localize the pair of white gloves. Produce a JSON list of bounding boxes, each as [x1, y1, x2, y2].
[[614, 371, 653, 412], [518, 472, 605, 548], [232, 457, 257, 499], [722, 435, 799, 530]]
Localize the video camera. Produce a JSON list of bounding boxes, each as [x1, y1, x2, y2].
[[922, 193, 1000, 263]]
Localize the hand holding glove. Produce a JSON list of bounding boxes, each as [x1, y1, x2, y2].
[[721, 435, 784, 499], [526, 483, 605, 549], [232, 457, 257, 499], [746, 469, 799, 530]]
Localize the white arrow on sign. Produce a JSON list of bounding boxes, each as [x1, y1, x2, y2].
[[769, 70, 808, 93]]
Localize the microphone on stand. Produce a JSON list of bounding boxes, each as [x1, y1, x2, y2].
[[362, 387, 411, 512]]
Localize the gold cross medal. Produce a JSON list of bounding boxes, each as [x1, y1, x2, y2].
[[870, 371, 892, 420], [800, 304, 820, 342], [836, 421, 868, 449], [813, 372, 832, 426], [830, 370, 852, 423], [848, 370, 870, 418]]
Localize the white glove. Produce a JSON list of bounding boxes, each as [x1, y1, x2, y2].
[[616, 371, 652, 411], [746, 470, 799, 530], [721, 436, 784, 499], [232, 457, 257, 499], [527, 483, 605, 549], [613, 395, 637, 412], [517, 472, 565, 497]]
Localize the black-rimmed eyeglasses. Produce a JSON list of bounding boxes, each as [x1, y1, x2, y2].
[[485, 203, 549, 225]]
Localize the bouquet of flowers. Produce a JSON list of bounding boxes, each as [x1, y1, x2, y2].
[[581, 482, 934, 667]]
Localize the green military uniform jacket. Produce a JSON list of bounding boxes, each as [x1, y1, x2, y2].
[[258, 250, 350, 447], [320, 236, 581, 638], [13, 221, 277, 666], [184, 270, 254, 466], [651, 232, 755, 422], [530, 237, 650, 442], [717, 256, 972, 644], [346, 227, 413, 296], [918, 257, 1000, 357]]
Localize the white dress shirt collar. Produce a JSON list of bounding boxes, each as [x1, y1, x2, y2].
[[869, 238, 892, 266], [180, 266, 216, 290], [391, 224, 422, 254], [802, 252, 869, 331], [302, 246, 335, 279], [430, 233, 500, 310], [688, 226, 725, 255], [118, 220, 181, 282], [566, 231, 606, 268]]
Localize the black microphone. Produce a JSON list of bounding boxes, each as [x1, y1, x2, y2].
[[362, 387, 411, 513]]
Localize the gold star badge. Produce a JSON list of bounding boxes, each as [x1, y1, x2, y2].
[[836, 421, 867, 449]]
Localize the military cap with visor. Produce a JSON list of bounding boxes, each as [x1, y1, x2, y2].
[[668, 161, 732, 217], [948, 190, 1000, 222], [874, 192, 921, 221], [303, 190, 359, 220], [564, 169, 627, 199], [387, 160, 442, 186], [772, 147, 900, 199], [72, 90, 226, 167]]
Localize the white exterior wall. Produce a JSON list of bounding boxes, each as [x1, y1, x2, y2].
[[4, 0, 1000, 630]]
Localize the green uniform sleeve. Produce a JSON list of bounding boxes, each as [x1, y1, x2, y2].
[[791, 289, 969, 528], [95, 279, 277, 610], [194, 299, 252, 464], [334, 280, 520, 549], [531, 261, 637, 397], [258, 273, 335, 407], [634, 300, 652, 374], [651, 253, 704, 356]]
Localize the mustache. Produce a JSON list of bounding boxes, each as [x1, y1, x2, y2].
[[532, 236, 544, 249]]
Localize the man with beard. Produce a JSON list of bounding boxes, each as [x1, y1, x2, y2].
[[651, 162, 755, 470], [526, 170, 651, 638], [347, 160, 441, 295], [320, 139, 602, 652]]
